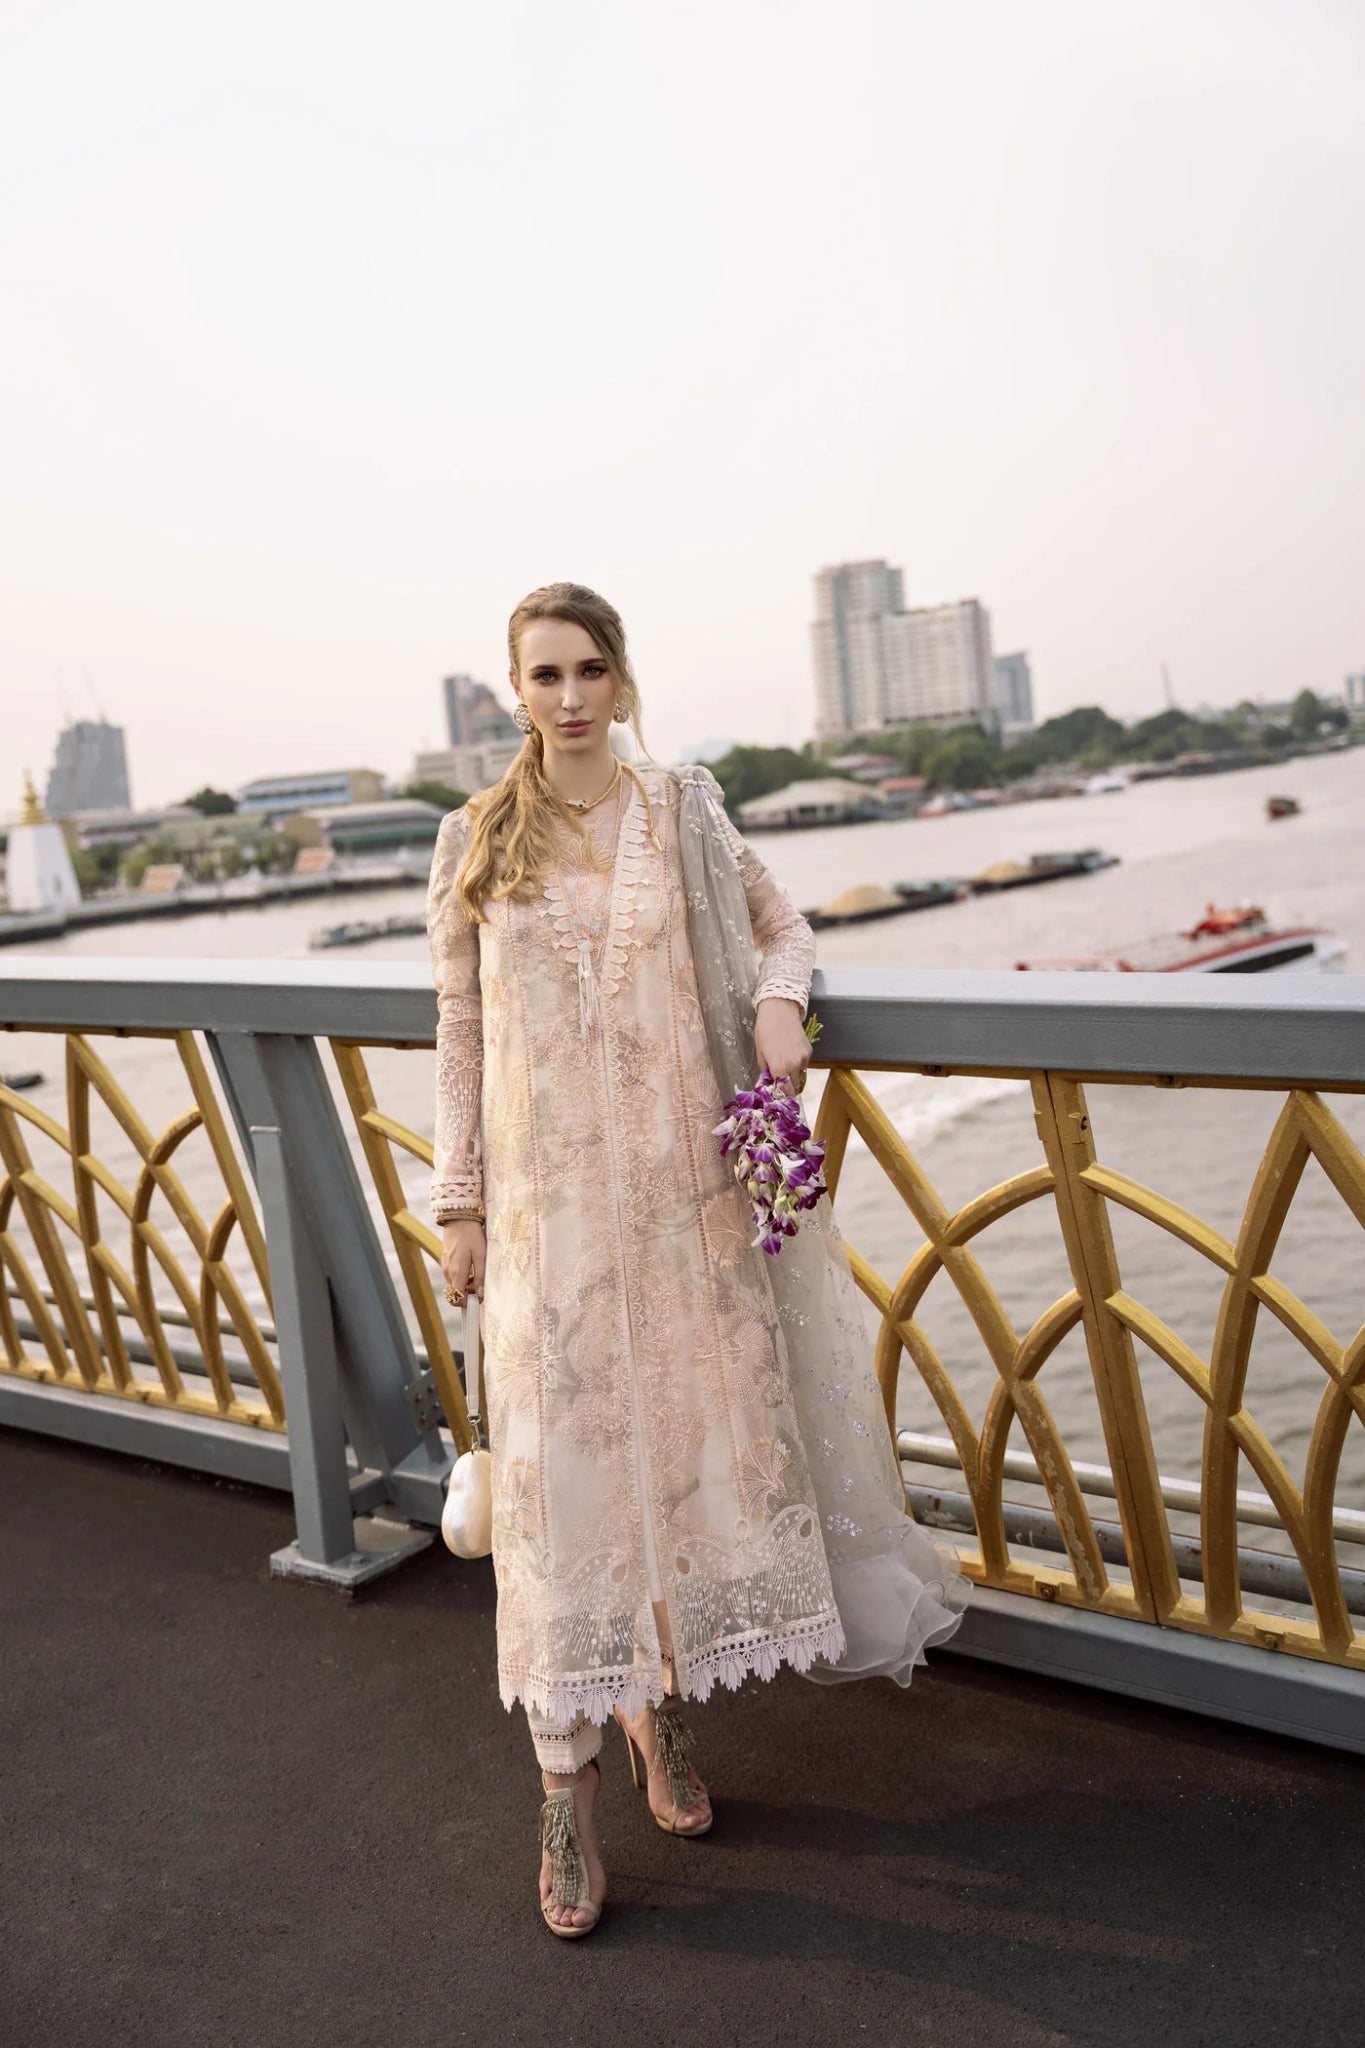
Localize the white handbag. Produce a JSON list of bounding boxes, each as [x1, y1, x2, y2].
[[440, 1295, 493, 1559]]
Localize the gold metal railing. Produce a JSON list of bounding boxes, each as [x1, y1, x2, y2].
[[4, 1011, 1363, 1677], [0, 1033, 283, 1428], [329, 1039, 473, 1453], [812, 1064, 1365, 1671]]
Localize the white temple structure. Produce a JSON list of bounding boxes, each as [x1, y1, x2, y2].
[[6, 774, 82, 915]]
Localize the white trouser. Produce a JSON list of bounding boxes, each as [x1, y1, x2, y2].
[[524, 1609, 677, 1773], [525, 1706, 604, 1774]]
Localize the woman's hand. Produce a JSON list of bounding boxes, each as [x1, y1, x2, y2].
[[440, 1220, 487, 1304], [754, 997, 811, 1094]]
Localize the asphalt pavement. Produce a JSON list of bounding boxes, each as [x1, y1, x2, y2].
[[3, 1426, 1360, 2048]]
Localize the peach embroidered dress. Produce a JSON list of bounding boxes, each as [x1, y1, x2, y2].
[[426, 765, 844, 1727]]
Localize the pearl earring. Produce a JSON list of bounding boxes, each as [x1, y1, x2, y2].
[[612, 702, 629, 724], [514, 701, 533, 733]]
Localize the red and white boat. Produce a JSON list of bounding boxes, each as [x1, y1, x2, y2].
[[1016, 903, 1347, 975]]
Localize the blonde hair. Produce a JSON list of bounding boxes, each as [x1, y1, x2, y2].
[[455, 582, 649, 921]]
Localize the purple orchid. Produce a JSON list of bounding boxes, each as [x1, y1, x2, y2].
[[712, 1058, 829, 1257]]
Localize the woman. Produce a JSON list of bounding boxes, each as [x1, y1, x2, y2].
[[428, 582, 965, 1938]]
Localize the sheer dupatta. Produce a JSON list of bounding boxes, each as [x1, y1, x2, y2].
[[673, 763, 968, 1685]]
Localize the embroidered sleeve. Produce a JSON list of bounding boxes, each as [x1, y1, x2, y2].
[[700, 769, 815, 1014], [426, 808, 484, 1216]]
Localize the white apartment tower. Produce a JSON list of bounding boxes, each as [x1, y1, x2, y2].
[[811, 560, 995, 739]]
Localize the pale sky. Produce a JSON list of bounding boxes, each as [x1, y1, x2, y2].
[[3, 0, 1362, 809]]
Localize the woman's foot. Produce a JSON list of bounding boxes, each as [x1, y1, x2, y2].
[[614, 1697, 713, 1835], [539, 1756, 606, 1933]]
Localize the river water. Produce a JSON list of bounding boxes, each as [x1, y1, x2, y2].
[[6, 748, 1365, 1546]]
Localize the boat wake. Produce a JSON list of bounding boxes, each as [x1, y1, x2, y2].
[[805, 1069, 1030, 1155]]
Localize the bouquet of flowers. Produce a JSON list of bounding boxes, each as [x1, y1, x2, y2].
[[713, 1017, 829, 1256]]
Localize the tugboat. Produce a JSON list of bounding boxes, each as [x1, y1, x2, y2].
[[1015, 903, 1347, 974]]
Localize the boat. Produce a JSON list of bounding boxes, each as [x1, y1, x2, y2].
[[918, 791, 978, 817], [805, 883, 913, 930], [804, 877, 968, 928], [1015, 903, 1347, 974], [891, 878, 968, 911], [969, 849, 1119, 894], [0, 1069, 45, 1092], [309, 912, 428, 949], [1266, 795, 1300, 820]]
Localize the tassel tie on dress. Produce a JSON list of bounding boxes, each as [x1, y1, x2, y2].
[[576, 937, 601, 1044]]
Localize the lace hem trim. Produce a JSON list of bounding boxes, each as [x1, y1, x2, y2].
[[430, 1174, 483, 1214], [497, 1609, 848, 1726], [679, 1611, 846, 1701]]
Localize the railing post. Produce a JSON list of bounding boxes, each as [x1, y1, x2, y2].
[[251, 1122, 432, 1588], [1031, 1073, 1181, 1622], [209, 1026, 453, 1537]]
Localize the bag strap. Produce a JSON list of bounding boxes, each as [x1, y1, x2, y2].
[[463, 1295, 482, 1435]]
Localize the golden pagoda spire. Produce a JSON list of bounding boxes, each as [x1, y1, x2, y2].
[[19, 771, 47, 826]]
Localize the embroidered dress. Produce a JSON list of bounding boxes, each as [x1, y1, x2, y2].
[[427, 764, 963, 1731]]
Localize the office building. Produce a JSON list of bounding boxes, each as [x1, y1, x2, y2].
[[993, 651, 1035, 741], [443, 674, 520, 749], [45, 719, 131, 816], [285, 798, 445, 860], [413, 740, 523, 796], [811, 561, 996, 739], [1345, 672, 1365, 714], [236, 768, 384, 824], [72, 805, 200, 851]]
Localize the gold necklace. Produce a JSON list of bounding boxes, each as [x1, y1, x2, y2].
[[560, 761, 621, 814]]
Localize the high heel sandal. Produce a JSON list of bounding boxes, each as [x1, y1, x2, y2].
[[538, 1757, 603, 1938], [615, 1695, 713, 1837]]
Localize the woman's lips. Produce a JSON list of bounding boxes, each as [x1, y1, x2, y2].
[[559, 720, 591, 733]]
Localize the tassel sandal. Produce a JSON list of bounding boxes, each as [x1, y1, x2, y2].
[[538, 1757, 604, 1938], [615, 1695, 713, 1837]]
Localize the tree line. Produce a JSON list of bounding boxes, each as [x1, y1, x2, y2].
[[701, 689, 1351, 809]]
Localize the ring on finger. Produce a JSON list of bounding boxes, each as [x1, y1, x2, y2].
[[444, 1285, 465, 1306]]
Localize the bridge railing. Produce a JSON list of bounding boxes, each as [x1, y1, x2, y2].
[[3, 958, 1364, 1748]]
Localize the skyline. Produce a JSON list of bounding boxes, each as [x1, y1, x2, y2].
[[3, 1, 1364, 808]]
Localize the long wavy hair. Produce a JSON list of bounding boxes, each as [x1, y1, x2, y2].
[[454, 582, 648, 921]]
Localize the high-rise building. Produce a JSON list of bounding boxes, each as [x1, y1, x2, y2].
[[993, 651, 1035, 741], [443, 674, 520, 749], [45, 718, 131, 815], [811, 561, 995, 739], [811, 561, 904, 737], [1345, 671, 1365, 714]]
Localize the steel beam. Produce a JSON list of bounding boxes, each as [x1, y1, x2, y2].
[[947, 1584, 1365, 1756], [251, 1121, 430, 1589], [0, 1374, 386, 1511], [4, 955, 1365, 1086]]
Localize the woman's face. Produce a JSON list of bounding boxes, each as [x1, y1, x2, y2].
[[513, 619, 618, 759]]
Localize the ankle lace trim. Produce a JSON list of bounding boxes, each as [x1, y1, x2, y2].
[[500, 1609, 848, 1726]]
